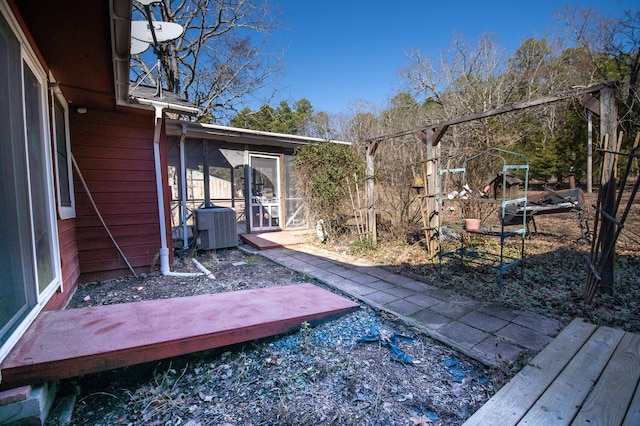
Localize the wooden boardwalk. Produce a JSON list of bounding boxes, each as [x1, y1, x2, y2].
[[464, 318, 640, 425], [0, 283, 358, 390]]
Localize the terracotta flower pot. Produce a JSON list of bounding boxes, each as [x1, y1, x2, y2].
[[465, 218, 481, 232]]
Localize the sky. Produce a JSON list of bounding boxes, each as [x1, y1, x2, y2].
[[267, 0, 634, 114]]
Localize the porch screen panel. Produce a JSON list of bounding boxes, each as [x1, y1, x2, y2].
[[24, 63, 55, 292], [0, 12, 37, 346], [218, 147, 245, 216], [251, 156, 277, 197], [185, 139, 205, 218], [284, 153, 307, 229], [207, 144, 233, 203]]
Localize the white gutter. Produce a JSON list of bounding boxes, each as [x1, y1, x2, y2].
[[134, 97, 200, 116], [150, 105, 202, 278], [164, 119, 352, 146]]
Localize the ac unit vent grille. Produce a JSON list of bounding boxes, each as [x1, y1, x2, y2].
[[195, 207, 238, 250]]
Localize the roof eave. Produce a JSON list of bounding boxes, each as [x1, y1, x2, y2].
[[165, 119, 352, 147], [111, 0, 132, 106]]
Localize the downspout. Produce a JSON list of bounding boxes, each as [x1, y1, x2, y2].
[[179, 123, 189, 250], [151, 106, 201, 277]]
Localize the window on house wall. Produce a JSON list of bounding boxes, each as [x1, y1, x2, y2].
[[51, 86, 75, 219], [0, 2, 62, 360]]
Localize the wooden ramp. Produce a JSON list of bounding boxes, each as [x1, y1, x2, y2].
[[464, 318, 640, 425], [0, 283, 358, 390]]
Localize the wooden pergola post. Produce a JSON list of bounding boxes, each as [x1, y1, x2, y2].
[[598, 86, 619, 294], [414, 128, 444, 236], [587, 111, 593, 193], [366, 140, 378, 243], [425, 130, 441, 232], [580, 93, 600, 193]]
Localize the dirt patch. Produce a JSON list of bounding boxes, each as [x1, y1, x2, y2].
[[67, 250, 305, 308], [51, 250, 510, 426]]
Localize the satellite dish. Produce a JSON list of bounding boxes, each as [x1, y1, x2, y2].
[[131, 38, 150, 55], [131, 20, 184, 43]]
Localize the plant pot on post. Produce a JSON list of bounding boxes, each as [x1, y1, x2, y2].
[[463, 198, 484, 232], [464, 218, 481, 232]]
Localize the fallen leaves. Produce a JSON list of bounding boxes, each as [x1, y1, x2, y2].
[[67, 249, 499, 425], [410, 414, 434, 424]]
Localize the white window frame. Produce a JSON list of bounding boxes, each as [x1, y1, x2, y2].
[[0, 0, 63, 362], [22, 50, 62, 302], [50, 74, 76, 219]]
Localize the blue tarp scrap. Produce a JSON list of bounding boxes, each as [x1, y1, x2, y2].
[[413, 408, 439, 421], [444, 357, 490, 384], [357, 325, 381, 342], [357, 326, 415, 364], [444, 357, 470, 382]]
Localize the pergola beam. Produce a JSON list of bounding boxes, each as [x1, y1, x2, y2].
[[363, 83, 610, 146], [363, 82, 614, 246]]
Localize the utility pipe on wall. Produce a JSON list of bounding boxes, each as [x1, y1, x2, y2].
[[151, 105, 201, 278]]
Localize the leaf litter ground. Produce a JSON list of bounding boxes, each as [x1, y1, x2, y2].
[[50, 186, 638, 425], [51, 251, 506, 426]]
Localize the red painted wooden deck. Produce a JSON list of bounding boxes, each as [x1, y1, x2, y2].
[[0, 283, 358, 390]]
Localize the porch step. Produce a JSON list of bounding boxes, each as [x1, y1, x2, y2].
[[240, 230, 312, 250], [0, 283, 358, 390]]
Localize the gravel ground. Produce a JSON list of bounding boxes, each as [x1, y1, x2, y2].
[[48, 248, 511, 426]]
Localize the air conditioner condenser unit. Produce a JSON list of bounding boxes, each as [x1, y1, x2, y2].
[[194, 207, 238, 250]]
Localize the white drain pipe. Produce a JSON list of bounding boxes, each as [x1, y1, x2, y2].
[[151, 105, 202, 278], [192, 258, 215, 279]]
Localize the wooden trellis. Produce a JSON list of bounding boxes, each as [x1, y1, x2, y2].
[[584, 132, 640, 303], [363, 83, 619, 291]]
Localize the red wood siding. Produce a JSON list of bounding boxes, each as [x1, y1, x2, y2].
[[70, 109, 166, 283]]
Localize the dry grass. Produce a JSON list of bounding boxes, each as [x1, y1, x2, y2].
[[337, 185, 640, 332]]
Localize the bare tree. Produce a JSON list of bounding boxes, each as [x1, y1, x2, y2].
[[131, 0, 284, 122], [400, 34, 513, 114], [399, 33, 521, 151], [557, 6, 640, 132], [299, 111, 341, 140]]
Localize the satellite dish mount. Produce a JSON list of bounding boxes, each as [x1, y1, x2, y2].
[[131, 0, 184, 97]]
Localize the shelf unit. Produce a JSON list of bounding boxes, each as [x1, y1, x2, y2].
[[438, 148, 529, 289]]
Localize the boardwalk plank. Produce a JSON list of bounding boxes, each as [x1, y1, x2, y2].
[[572, 331, 640, 425], [518, 326, 625, 425], [463, 318, 596, 426], [622, 380, 640, 426]]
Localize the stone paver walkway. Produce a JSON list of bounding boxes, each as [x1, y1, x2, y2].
[[252, 243, 563, 366]]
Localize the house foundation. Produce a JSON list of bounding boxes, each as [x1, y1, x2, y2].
[[0, 382, 58, 425]]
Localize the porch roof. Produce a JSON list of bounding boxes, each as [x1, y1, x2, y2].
[[166, 119, 352, 148]]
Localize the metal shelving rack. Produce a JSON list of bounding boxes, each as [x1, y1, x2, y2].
[[438, 148, 529, 289]]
